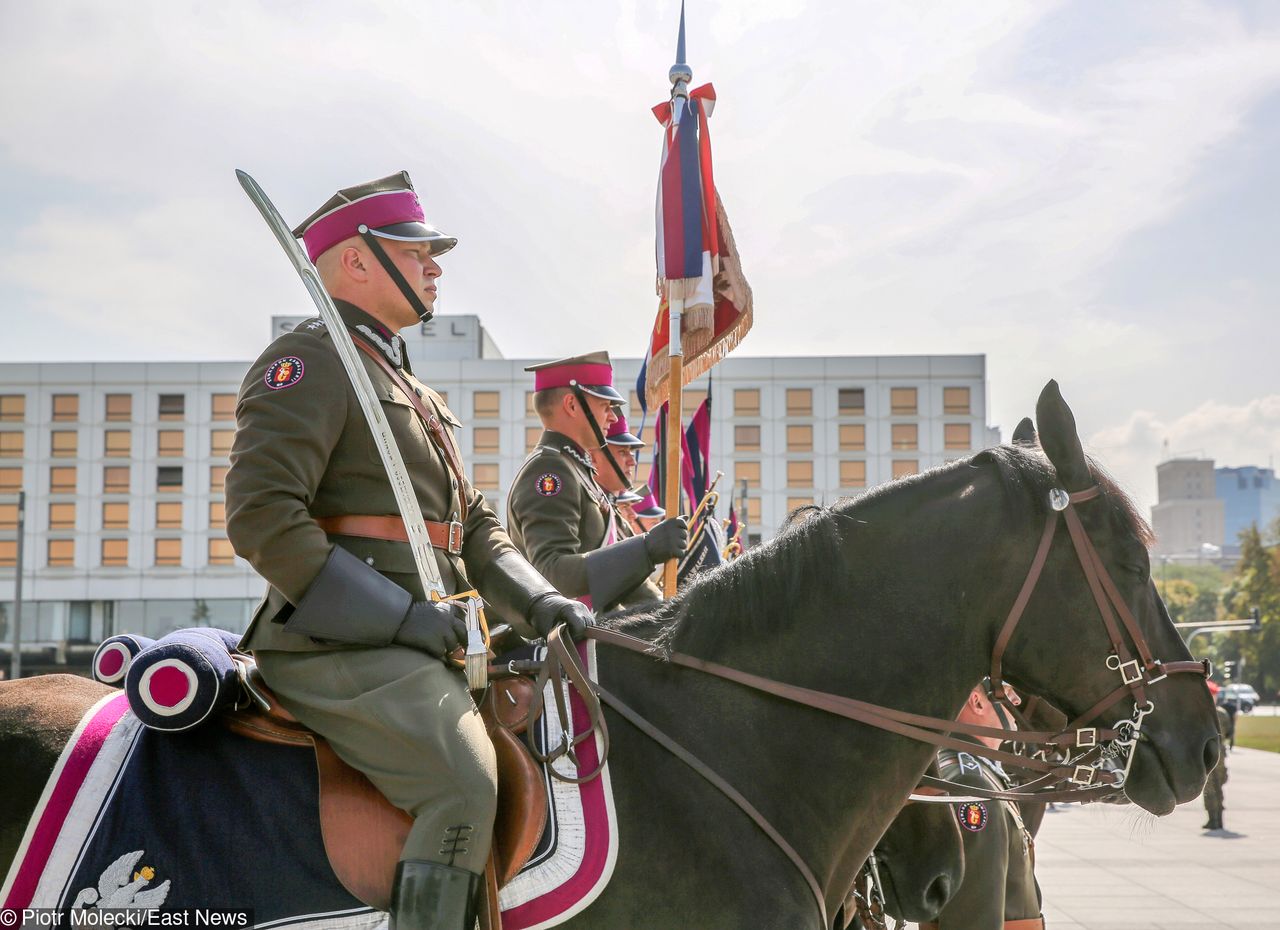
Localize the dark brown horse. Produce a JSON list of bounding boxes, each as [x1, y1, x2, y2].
[[1, 383, 1219, 928]]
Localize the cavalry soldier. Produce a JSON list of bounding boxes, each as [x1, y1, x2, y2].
[[507, 353, 687, 612], [590, 413, 647, 535], [923, 684, 1044, 930], [631, 486, 667, 532], [226, 171, 592, 930]]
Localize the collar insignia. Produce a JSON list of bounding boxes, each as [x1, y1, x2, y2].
[[356, 324, 403, 367]]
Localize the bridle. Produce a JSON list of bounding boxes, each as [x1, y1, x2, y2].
[[524, 481, 1210, 929]]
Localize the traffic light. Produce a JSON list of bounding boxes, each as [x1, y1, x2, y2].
[[1222, 661, 1236, 681], [1251, 607, 1262, 627]]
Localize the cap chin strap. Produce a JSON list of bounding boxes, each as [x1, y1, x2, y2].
[[359, 227, 434, 322], [570, 383, 632, 490]]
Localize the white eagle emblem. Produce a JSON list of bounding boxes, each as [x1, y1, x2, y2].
[[71, 850, 171, 909]]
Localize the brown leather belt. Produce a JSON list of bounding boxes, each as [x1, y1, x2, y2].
[[921, 920, 1043, 930], [316, 514, 464, 555]]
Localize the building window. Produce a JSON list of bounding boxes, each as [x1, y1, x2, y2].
[[104, 466, 130, 493], [892, 459, 918, 479], [52, 431, 79, 458], [49, 502, 76, 529], [838, 388, 865, 416], [684, 390, 708, 414], [629, 391, 644, 422], [736, 461, 761, 488], [735, 389, 761, 417], [0, 432, 23, 458], [891, 423, 918, 451], [210, 430, 234, 456], [473, 391, 500, 419], [50, 466, 76, 493], [101, 538, 128, 567], [0, 395, 24, 422], [735, 425, 761, 451], [787, 460, 814, 487], [158, 394, 185, 420], [208, 500, 226, 528], [208, 538, 235, 566], [786, 389, 812, 417], [157, 430, 185, 457], [155, 538, 182, 567], [525, 427, 542, 453], [103, 502, 130, 529], [0, 503, 16, 529], [211, 393, 236, 421], [787, 425, 813, 452], [944, 387, 970, 415], [209, 465, 228, 493], [526, 391, 538, 418], [0, 540, 16, 567], [156, 501, 183, 529], [52, 394, 80, 422], [890, 387, 917, 415], [105, 393, 132, 421], [839, 460, 867, 488], [473, 463, 500, 491], [839, 424, 866, 451], [473, 427, 500, 454], [944, 423, 972, 451], [0, 467, 21, 492], [48, 538, 75, 568], [104, 430, 131, 458], [786, 496, 814, 512], [157, 466, 183, 491]]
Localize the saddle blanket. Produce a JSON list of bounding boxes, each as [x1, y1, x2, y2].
[[1, 641, 616, 930]]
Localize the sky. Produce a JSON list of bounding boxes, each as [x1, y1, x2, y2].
[[0, 0, 1277, 517]]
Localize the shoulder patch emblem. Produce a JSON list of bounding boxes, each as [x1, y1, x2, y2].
[[537, 473, 562, 497], [957, 801, 989, 832], [264, 356, 305, 390]]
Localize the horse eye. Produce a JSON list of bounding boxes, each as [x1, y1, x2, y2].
[[1128, 563, 1149, 583]]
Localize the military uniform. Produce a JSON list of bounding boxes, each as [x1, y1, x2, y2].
[[1203, 705, 1230, 830], [227, 172, 590, 929], [922, 747, 1043, 930], [508, 429, 663, 610]]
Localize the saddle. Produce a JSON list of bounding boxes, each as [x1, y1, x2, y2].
[[221, 667, 548, 913]]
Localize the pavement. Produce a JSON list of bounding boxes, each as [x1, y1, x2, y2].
[[1031, 745, 1280, 929]]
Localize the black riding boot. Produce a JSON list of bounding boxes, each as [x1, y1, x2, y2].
[[390, 860, 481, 930]]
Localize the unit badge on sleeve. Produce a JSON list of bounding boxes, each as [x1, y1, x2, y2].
[[957, 801, 989, 832], [537, 473, 562, 497], [264, 356, 305, 390]]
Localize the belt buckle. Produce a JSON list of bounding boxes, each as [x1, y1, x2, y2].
[[447, 521, 464, 555]]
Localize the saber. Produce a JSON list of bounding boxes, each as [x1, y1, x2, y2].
[[236, 169, 487, 690]]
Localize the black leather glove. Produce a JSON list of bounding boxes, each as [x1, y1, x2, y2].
[[527, 592, 595, 642], [644, 516, 689, 563], [392, 600, 468, 658]]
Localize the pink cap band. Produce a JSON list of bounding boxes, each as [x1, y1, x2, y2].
[[300, 190, 426, 262], [534, 363, 614, 392], [607, 415, 632, 438]]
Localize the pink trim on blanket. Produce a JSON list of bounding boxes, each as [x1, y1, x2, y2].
[[3, 692, 129, 909], [500, 642, 611, 929]]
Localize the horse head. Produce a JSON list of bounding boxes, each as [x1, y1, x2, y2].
[[870, 762, 963, 924], [994, 380, 1219, 814]]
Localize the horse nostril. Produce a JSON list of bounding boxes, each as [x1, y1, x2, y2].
[[925, 874, 952, 914], [1203, 735, 1221, 774]]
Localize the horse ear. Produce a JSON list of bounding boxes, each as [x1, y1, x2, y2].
[[1035, 380, 1091, 491], [1011, 417, 1036, 446]]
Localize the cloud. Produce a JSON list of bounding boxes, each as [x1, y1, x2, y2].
[[1087, 395, 1280, 515]]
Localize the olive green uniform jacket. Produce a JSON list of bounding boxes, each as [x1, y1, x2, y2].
[[227, 301, 527, 651], [506, 430, 662, 611], [932, 747, 1042, 930]]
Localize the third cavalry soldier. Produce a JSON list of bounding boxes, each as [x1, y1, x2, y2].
[[923, 684, 1044, 930], [507, 353, 687, 612], [226, 171, 592, 930], [591, 413, 647, 535]]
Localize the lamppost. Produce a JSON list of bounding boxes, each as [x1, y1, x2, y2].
[[9, 489, 25, 680]]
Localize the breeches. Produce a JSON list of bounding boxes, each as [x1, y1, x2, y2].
[[256, 646, 497, 874]]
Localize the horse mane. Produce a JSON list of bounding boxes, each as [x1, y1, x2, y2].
[[603, 442, 1152, 654]]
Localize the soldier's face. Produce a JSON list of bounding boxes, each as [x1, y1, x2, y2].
[[380, 242, 442, 327], [616, 446, 637, 479]]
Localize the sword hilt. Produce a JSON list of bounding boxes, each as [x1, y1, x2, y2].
[[464, 597, 489, 691]]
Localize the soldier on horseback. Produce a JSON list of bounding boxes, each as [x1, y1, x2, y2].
[[506, 353, 687, 612], [225, 172, 593, 930]]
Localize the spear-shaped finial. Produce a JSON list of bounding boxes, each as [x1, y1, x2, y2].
[[669, 0, 692, 100]]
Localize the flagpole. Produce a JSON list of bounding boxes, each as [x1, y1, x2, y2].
[[662, 295, 684, 597]]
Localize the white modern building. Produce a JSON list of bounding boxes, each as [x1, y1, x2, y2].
[[1, 313, 995, 673]]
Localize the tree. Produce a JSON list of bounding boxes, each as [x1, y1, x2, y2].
[[1222, 520, 1280, 700]]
